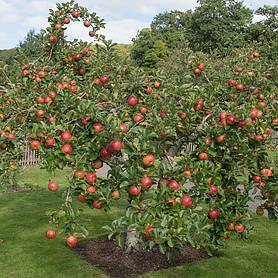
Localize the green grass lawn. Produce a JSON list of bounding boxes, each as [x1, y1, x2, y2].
[[0, 166, 278, 278]]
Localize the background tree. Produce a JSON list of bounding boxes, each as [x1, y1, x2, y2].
[[189, 0, 253, 53], [151, 10, 192, 48]]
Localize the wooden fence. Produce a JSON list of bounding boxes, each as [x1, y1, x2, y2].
[[18, 146, 41, 167], [17, 132, 278, 167]]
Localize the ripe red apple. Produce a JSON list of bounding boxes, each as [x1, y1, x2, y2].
[[154, 81, 160, 88], [199, 152, 209, 160], [49, 35, 58, 44], [77, 194, 86, 203], [210, 185, 218, 194], [146, 86, 153, 94], [55, 23, 62, 29], [228, 79, 236, 87], [260, 168, 272, 177], [226, 115, 235, 125], [30, 140, 40, 150], [60, 131, 72, 141], [83, 20, 91, 27], [272, 118, 278, 124], [194, 68, 202, 75], [205, 136, 212, 145], [133, 114, 144, 124], [36, 109, 45, 118], [74, 170, 84, 179], [141, 176, 153, 190], [110, 140, 122, 152], [235, 224, 245, 233], [127, 95, 138, 106], [143, 154, 155, 166], [252, 175, 262, 183], [90, 161, 102, 170], [100, 148, 111, 159], [45, 230, 57, 239], [86, 172, 97, 185], [48, 181, 58, 192], [181, 195, 193, 208], [67, 236, 77, 248], [87, 186, 96, 193], [129, 185, 140, 196], [198, 63, 205, 71], [167, 180, 180, 191], [216, 135, 225, 144], [48, 91, 57, 99], [36, 96, 45, 104], [93, 123, 103, 133], [63, 17, 70, 24], [71, 9, 80, 18], [208, 209, 219, 219], [119, 123, 129, 132], [236, 84, 245, 91], [160, 111, 167, 119], [92, 200, 102, 209], [140, 106, 148, 114], [226, 222, 235, 231], [61, 144, 73, 154], [89, 30, 96, 37], [100, 75, 109, 83], [145, 225, 155, 238], [111, 191, 121, 199]]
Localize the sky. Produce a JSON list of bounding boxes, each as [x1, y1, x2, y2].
[[0, 0, 277, 50]]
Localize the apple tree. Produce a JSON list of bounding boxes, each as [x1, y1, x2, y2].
[[15, 0, 277, 256]]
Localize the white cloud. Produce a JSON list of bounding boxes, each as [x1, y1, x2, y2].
[[0, 0, 277, 49], [103, 19, 149, 43]]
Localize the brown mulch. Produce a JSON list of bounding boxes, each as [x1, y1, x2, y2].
[[74, 238, 210, 278]]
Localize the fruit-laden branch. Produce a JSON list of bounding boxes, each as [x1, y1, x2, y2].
[[168, 114, 211, 157]]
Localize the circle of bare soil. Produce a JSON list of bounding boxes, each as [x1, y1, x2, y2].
[[73, 237, 210, 278]]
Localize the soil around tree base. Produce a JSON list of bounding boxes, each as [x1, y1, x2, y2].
[[74, 237, 210, 278]]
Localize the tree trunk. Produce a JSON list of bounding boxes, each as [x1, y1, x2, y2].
[[125, 229, 143, 253]]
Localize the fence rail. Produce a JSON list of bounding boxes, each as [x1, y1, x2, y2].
[[18, 147, 41, 167]]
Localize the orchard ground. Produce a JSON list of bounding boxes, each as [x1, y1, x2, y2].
[[0, 165, 278, 278]]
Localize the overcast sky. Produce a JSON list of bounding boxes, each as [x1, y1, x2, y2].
[[0, 0, 277, 50]]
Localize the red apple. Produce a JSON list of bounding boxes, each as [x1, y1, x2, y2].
[[145, 225, 155, 238], [154, 81, 160, 88], [87, 186, 96, 193], [61, 144, 73, 154], [93, 123, 103, 133], [127, 95, 138, 106], [199, 152, 209, 160], [30, 140, 40, 150], [129, 185, 140, 196], [208, 209, 219, 219], [167, 180, 180, 191], [110, 140, 122, 152], [146, 86, 153, 94], [235, 224, 245, 233], [48, 181, 58, 192], [228, 79, 236, 87], [92, 200, 102, 209], [111, 191, 121, 199], [141, 176, 153, 190], [143, 154, 155, 166], [45, 230, 57, 239], [77, 194, 86, 203], [181, 195, 193, 208], [60, 131, 72, 141], [67, 236, 77, 248], [86, 172, 97, 184]]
